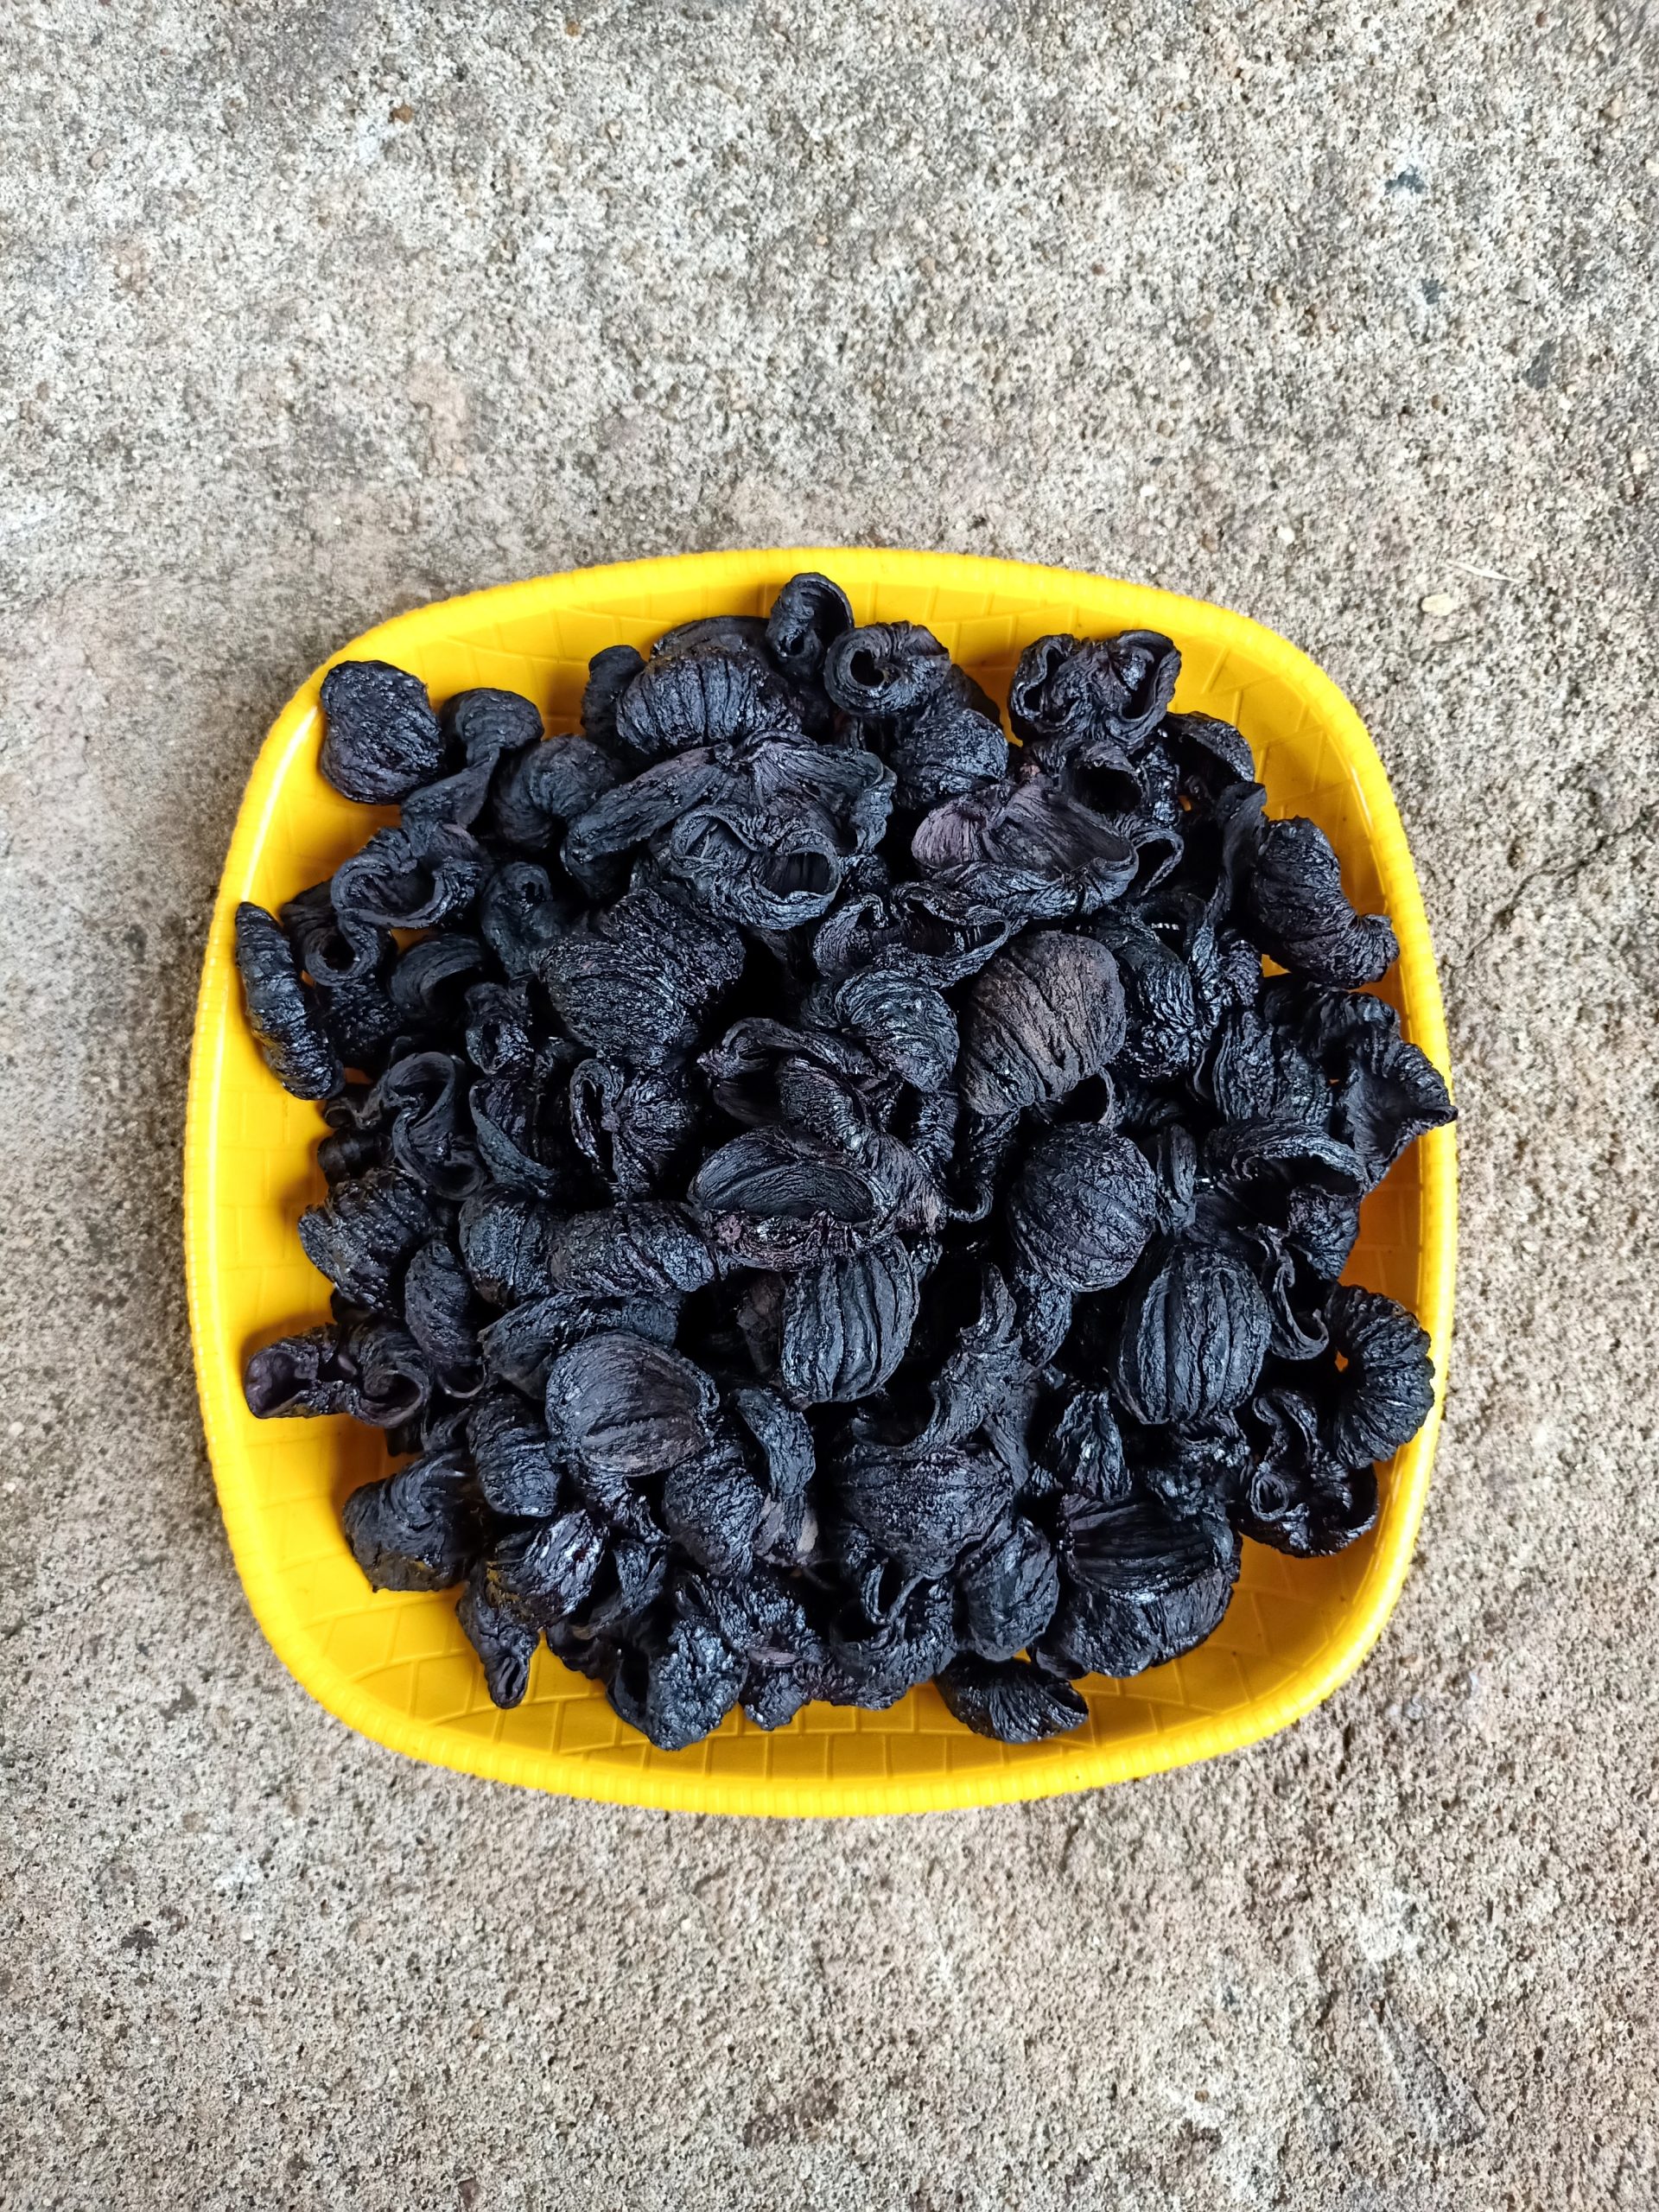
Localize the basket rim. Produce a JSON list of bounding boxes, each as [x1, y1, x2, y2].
[[184, 546, 1458, 1817]]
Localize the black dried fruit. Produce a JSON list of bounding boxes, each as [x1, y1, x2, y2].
[[403, 1235, 485, 1397], [297, 1169, 439, 1313], [547, 1203, 715, 1300], [1332, 1026, 1457, 1186], [368, 1052, 481, 1199], [1008, 630, 1179, 752], [467, 1389, 562, 1518], [744, 1239, 923, 1405], [457, 1190, 560, 1306], [319, 659, 444, 803], [959, 931, 1126, 1115], [1039, 1391, 1129, 1500], [828, 967, 958, 1092], [493, 734, 621, 849], [330, 821, 487, 980], [1109, 1240, 1273, 1426], [484, 1510, 608, 1630], [404, 687, 543, 830], [242, 580, 1450, 1745], [1004, 1125, 1159, 1294], [582, 643, 646, 747], [690, 1129, 895, 1269], [540, 884, 744, 1067], [478, 1288, 679, 1400], [1246, 817, 1400, 987], [824, 621, 951, 720], [1041, 1493, 1239, 1679], [606, 1592, 747, 1750], [341, 1450, 478, 1591], [913, 782, 1137, 922], [458, 1567, 538, 1708], [886, 671, 1009, 811], [954, 1514, 1059, 1661], [937, 1656, 1089, 1742], [835, 1439, 1012, 1578], [615, 645, 794, 762], [766, 570, 854, 684], [1236, 1389, 1379, 1557], [543, 1332, 718, 1479], [234, 901, 342, 1100], [660, 1441, 766, 1579], [1323, 1285, 1435, 1466], [390, 933, 491, 1031], [1087, 908, 1205, 1080], [244, 1318, 429, 1427]]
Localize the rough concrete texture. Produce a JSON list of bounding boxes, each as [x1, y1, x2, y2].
[[2, 1, 1656, 2204]]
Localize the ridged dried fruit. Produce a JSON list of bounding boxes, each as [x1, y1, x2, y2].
[[240, 578, 1450, 1747]]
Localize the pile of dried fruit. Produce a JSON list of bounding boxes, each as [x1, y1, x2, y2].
[[236, 575, 1453, 1748]]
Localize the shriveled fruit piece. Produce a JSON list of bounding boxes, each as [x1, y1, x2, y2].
[[937, 1656, 1089, 1743], [1324, 1285, 1435, 1466], [458, 1567, 539, 1709], [342, 1450, 479, 1592], [958, 930, 1126, 1115], [319, 659, 443, 803], [1039, 1493, 1239, 1679], [1245, 817, 1399, 987], [234, 902, 341, 1098], [1109, 1240, 1273, 1426], [1004, 1125, 1160, 1294], [543, 1332, 719, 1480]]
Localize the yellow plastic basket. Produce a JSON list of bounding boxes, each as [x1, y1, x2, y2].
[[185, 549, 1456, 1815]]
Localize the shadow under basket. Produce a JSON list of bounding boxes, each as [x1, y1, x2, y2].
[[185, 548, 1457, 1816]]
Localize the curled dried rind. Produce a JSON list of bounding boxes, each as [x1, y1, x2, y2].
[[1005, 1125, 1160, 1294], [342, 1451, 478, 1592], [823, 621, 951, 719], [959, 931, 1126, 1116], [690, 1129, 895, 1270], [766, 571, 855, 683], [403, 1235, 485, 1397], [547, 1203, 716, 1300], [829, 966, 957, 1092], [1236, 1389, 1379, 1556], [1007, 629, 1179, 751], [1109, 1241, 1273, 1426], [319, 659, 443, 803], [467, 1389, 562, 1518], [937, 1656, 1089, 1742], [886, 673, 1009, 810], [603, 1585, 746, 1748], [234, 902, 341, 1099], [492, 734, 621, 849], [1324, 1285, 1435, 1466], [484, 1510, 608, 1630], [1246, 817, 1400, 987], [912, 782, 1137, 922], [297, 1169, 439, 1313]]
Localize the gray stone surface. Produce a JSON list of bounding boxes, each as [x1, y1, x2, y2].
[[3, 2, 1656, 2204]]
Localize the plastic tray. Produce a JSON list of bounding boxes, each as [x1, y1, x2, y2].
[[185, 549, 1457, 1816]]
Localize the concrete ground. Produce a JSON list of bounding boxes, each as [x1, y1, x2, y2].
[[3, 3, 1656, 2206]]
